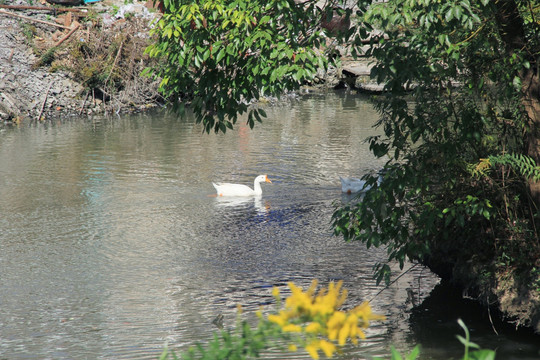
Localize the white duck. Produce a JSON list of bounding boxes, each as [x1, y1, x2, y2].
[[340, 176, 367, 194], [213, 175, 272, 197], [340, 172, 384, 194]]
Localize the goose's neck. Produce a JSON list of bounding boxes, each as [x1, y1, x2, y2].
[[253, 179, 263, 195]]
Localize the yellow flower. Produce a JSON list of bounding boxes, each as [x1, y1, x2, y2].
[[326, 310, 346, 336], [310, 280, 347, 317], [319, 340, 336, 357], [282, 324, 302, 333], [272, 286, 280, 298], [355, 327, 366, 342], [288, 344, 298, 352], [268, 312, 287, 327], [348, 315, 360, 343], [338, 322, 350, 345], [286, 282, 313, 311], [279, 280, 351, 319], [305, 321, 322, 334], [352, 301, 386, 327], [304, 339, 336, 359], [266, 279, 385, 358], [305, 340, 321, 360], [307, 279, 319, 297]]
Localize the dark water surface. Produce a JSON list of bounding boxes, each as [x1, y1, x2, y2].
[[0, 93, 538, 359]]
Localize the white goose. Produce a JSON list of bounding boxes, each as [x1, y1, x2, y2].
[[340, 172, 384, 194], [213, 175, 272, 197], [340, 176, 368, 194]]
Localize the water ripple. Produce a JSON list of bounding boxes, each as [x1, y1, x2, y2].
[[3, 95, 528, 360]]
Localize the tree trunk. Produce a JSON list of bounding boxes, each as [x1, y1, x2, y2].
[[494, 0, 540, 206], [523, 69, 540, 205]]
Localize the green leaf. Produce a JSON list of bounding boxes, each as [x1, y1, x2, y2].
[[512, 76, 522, 89], [469, 349, 496, 360], [389, 346, 404, 360], [159, 348, 169, 360], [406, 345, 421, 360], [219, 121, 227, 133], [216, 48, 226, 63], [453, 6, 462, 20]]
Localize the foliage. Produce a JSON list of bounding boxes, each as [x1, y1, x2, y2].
[[267, 280, 385, 355], [332, 0, 540, 289], [472, 154, 540, 182], [158, 281, 496, 360], [456, 318, 496, 360], [145, 0, 359, 133], [376, 345, 421, 360], [34, 46, 57, 68], [20, 22, 37, 45], [159, 280, 385, 360], [55, 17, 163, 110]]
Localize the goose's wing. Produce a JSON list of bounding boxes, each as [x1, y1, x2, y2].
[[340, 177, 367, 193], [340, 176, 363, 184], [213, 183, 255, 196]]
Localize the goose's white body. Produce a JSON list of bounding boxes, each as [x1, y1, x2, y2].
[[340, 174, 383, 194], [213, 175, 271, 197], [340, 177, 368, 194]]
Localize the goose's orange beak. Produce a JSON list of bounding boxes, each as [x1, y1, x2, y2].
[[265, 176, 272, 183]]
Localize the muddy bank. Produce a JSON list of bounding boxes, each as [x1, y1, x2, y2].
[[0, 11, 84, 121], [0, 0, 376, 125], [0, 0, 163, 123]]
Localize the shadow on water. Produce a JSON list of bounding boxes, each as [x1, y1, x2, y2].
[[407, 281, 540, 359]]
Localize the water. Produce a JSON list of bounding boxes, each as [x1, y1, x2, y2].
[[0, 92, 538, 359]]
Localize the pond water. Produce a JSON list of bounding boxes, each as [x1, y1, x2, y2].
[[0, 92, 538, 359]]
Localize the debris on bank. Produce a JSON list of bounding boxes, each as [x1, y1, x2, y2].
[[0, 0, 164, 123], [0, 0, 380, 124]]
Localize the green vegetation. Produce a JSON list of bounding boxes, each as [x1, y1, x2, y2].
[[160, 281, 385, 359], [332, 0, 540, 329], [144, 0, 339, 132], [20, 22, 37, 44], [159, 281, 495, 360], [146, 0, 540, 329], [19, 21, 58, 69], [35, 46, 57, 68], [49, 16, 163, 108]]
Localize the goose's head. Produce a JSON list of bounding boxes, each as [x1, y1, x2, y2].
[[255, 175, 272, 184]]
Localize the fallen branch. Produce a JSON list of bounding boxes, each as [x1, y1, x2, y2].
[[54, 21, 80, 47], [79, 91, 89, 115], [0, 4, 87, 14], [104, 40, 124, 88], [2, 93, 22, 117], [37, 82, 53, 121], [0, 9, 71, 29]]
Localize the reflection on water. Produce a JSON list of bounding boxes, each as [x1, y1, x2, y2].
[[0, 93, 538, 359], [214, 195, 270, 214]]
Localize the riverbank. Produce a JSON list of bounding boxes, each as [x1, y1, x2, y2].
[[0, 0, 378, 125], [0, 0, 164, 123]]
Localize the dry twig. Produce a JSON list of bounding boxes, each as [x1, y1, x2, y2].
[[37, 82, 53, 121], [0, 9, 70, 30], [54, 21, 80, 47]]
